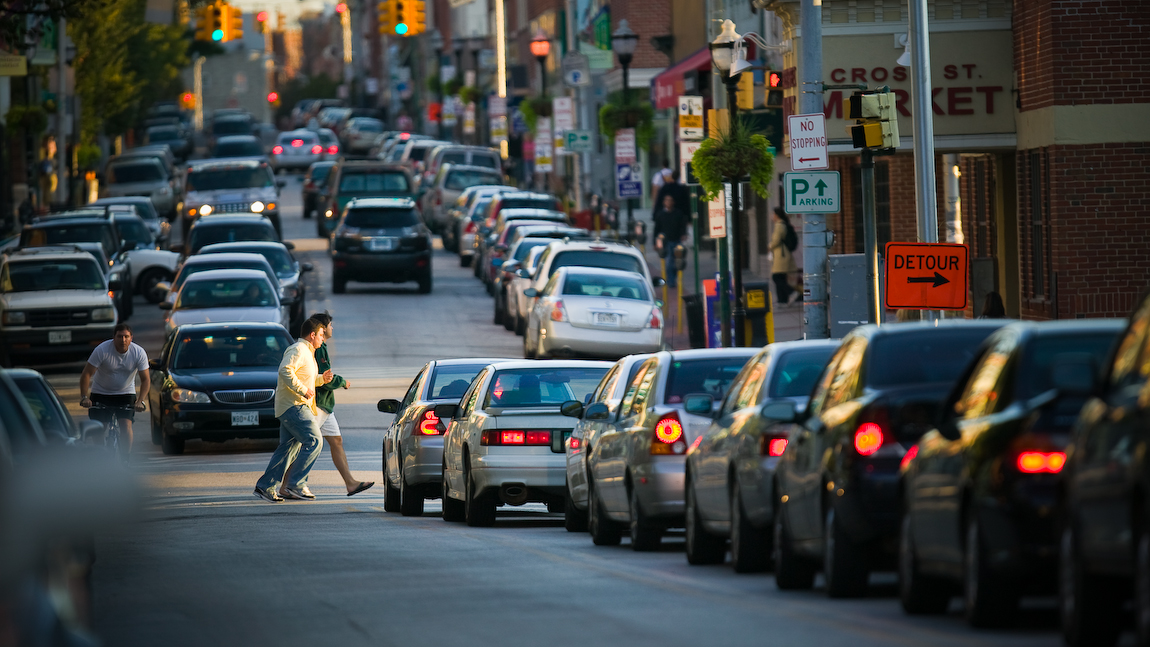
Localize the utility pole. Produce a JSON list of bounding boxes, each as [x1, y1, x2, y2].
[[54, 16, 67, 207], [860, 148, 881, 326], [908, 0, 938, 320], [799, 0, 828, 339]]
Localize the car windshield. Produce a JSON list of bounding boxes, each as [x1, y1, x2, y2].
[[562, 272, 650, 301], [769, 347, 838, 398], [23, 224, 115, 256], [115, 218, 153, 245], [279, 133, 319, 146], [310, 165, 334, 184], [339, 172, 409, 193], [868, 327, 1002, 387], [501, 198, 556, 210], [3, 260, 104, 292], [549, 251, 644, 277], [11, 376, 71, 439], [186, 167, 273, 191], [212, 120, 251, 135], [344, 207, 419, 228], [177, 278, 276, 309], [225, 247, 294, 276], [486, 367, 608, 408], [172, 331, 293, 370], [665, 357, 751, 404], [353, 120, 383, 132], [469, 155, 499, 169], [429, 364, 488, 400], [148, 129, 179, 141], [175, 262, 271, 291], [189, 224, 276, 254], [108, 162, 164, 183], [445, 170, 502, 192], [1017, 333, 1119, 399], [214, 141, 264, 157], [512, 240, 549, 261]]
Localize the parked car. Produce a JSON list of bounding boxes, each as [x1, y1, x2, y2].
[[100, 156, 178, 220], [493, 232, 588, 331], [211, 135, 267, 160], [161, 268, 288, 336], [330, 197, 432, 294], [484, 192, 564, 230], [184, 214, 279, 257], [438, 360, 611, 526], [318, 161, 415, 237], [507, 245, 549, 336], [899, 319, 1123, 626], [377, 358, 510, 516], [148, 322, 293, 454], [271, 129, 323, 172], [420, 145, 502, 191], [481, 213, 573, 287], [573, 348, 758, 548], [391, 138, 451, 176], [443, 185, 513, 255], [196, 242, 312, 335], [772, 320, 1008, 597], [684, 340, 839, 570], [1060, 292, 1150, 647], [182, 159, 284, 239], [302, 161, 337, 220], [421, 164, 505, 235], [6, 368, 101, 442]]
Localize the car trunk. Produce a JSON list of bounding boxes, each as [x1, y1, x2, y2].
[[490, 408, 576, 453], [563, 295, 652, 332]]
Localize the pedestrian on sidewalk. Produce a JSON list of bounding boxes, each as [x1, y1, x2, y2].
[[290, 312, 374, 498], [254, 317, 333, 503], [771, 207, 799, 305], [654, 169, 691, 216], [653, 194, 690, 288], [651, 160, 672, 195]]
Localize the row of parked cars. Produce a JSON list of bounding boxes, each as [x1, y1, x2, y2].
[[368, 290, 1150, 646]]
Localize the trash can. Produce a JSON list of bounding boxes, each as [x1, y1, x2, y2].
[[683, 293, 706, 349], [742, 281, 774, 347]]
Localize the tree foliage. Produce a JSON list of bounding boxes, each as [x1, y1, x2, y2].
[[274, 73, 341, 122], [0, 0, 107, 54]]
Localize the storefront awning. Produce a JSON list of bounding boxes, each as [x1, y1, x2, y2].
[[652, 47, 712, 110]]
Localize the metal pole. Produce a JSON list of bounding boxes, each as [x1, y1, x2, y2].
[[194, 56, 205, 132], [691, 186, 701, 295], [55, 17, 67, 207], [622, 60, 632, 238], [435, 48, 444, 139], [860, 148, 881, 326], [725, 77, 745, 346], [799, 0, 828, 339], [718, 224, 732, 347], [909, 0, 938, 321]]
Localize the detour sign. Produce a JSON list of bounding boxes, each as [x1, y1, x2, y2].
[[884, 242, 969, 310]]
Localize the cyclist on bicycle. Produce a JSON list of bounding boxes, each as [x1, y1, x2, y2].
[[80, 323, 150, 457]]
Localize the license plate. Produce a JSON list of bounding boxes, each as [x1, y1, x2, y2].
[[48, 330, 72, 344], [366, 237, 396, 252], [231, 411, 259, 426], [593, 312, 620, 326]]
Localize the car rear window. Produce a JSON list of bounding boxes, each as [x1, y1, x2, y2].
[[178, 277, 276, 309], [501, 198, 558, 210], [868, 327, 1002, 387], [339, 171, 409, 193], [172, 331, 293, 369], [353, 120, 383, 132], [549, 250, 644, 277], [1017, 332, 1119, 399], [22, 224, 116, 257], [445, 169, 501, 191], [108, 162, 164, 183], [769, 347, 838, 398], [512, 239, 549, 261], [310, 165, 334, 183], [3, 259, 104, 292], [213, 120, 251, 135], [562, 272, 650, 301], [279, 132, 319, 145], [486, 367, 608, 408], [469, 154, 499, 169], [664, 357, 751, 404], [409, 147, 431, 162], [429, 364, 488, 400], [441, 152, 467, 165], [189, 224, 277, 254], [215, 141, 264, 157], [343, 207, 419, 228]]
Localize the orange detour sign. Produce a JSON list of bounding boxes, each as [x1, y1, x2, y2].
[[884, 242, 969, 310]]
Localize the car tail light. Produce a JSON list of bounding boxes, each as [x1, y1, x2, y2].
[[418, 410, 442, 435], [760, 435, 788, 457], [569, 436, 582, 450], [1016, 451, 1066, 474], [481, 429, 552, 445], [900, 444, 919, 470], [273, 145, 284, 154], [327, 145, 339, 154], [304, 180, 314, 189], [291, 139, 303, 147], [550, 300, 568, 322], [854, 422, 885, 456], [464, 221, 477, 234], [651, 412, 687, 455], [311, 144, 322, 154], [648, 307, 663, 329]]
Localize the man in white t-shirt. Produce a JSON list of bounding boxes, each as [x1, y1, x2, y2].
[[80, 323, 151, 457]]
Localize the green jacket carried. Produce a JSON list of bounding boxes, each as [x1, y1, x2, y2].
[[314, 342, 346, 413]]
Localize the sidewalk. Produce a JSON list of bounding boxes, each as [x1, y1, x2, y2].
[[626, 207, 804, 350]]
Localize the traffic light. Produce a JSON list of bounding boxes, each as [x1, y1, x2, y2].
[[223, 4, 242, 41], [180, 92, 196, 110], [267, 92, 280, 107], [846, 89, 900, 149], [394, 0, 410, 35], [194, 4, 214, 41], [406, 0, 426, 35], [255, 11, 268, 33], [210, 2, 224, 41], [764, 70, 783, 109], [736, 72, 753, 110], [377, 0, 395, 35]]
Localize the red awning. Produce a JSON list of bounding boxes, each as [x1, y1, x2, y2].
[[652, 47, 713, 110]]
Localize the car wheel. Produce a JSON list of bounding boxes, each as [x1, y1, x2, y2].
[[460, 254, 471, 267], [898, 509, 952, 614], [523, 329, 536, 360], [382, 451, 401, 512], [773, 497, 815, 589], [515, 311, 526, 336], [564, 481, 588, 533], [629, 484, 662, 551], [685, 477, 725, 564], [473, 255, 482, 278], [824, 506, 869, 598], [1060, 523, 1122, 647], [417, 271, 432, 294], [588, 479, 622, 546], [398, 454, 424, 517], [151, 414, 162, 446], [464, 458, 496, 527], [730, 480, 770, 573], [502, 301, 516, 331], [137, 268, 172, 304], [493, 298, 503, 325], [963, 515, 1019, 627], [302, 200, 312, 219], [0, 345, 12, 369], [441, 460, 466, 522], [332, 275, 347, 294], [160, 430, 184, 455]]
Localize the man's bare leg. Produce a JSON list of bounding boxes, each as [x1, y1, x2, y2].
[[326, 436, 367, 493], [121, 419, 134, 457]]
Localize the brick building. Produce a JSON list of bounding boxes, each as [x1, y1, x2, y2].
[[769, 0, 1150, 319]]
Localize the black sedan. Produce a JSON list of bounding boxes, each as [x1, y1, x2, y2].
[[1060, 290, 1150, 647], [899, 319, 1123, 627], [148, 322, 292, 455], [772, 320, 1007, 597]]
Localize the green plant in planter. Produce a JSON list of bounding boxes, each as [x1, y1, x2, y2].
[[443, 77, 463, 97], [518, 96, 553, 135], [458, 85, 479, 106], [77, 143, 102, 171], [691, 118, 775, 202], [599, 101, 654, 149], [426, 73, 441, 93]]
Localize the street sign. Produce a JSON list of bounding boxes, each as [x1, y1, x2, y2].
[[489, 96, 507, 117], [535, 117, 553, 172], [787, 113, 829, 170], [708, 190, 727, 238], [884, 242, 969, 310], [614, 128, 636, 163], [616, 163, 642, 199], [562, 51, 591, 87], [680, 141, 701, 186], [784, 171, 841, 214], [565, 129, 593, 152], [579, 44, 614, 70], [463, 103, 476, 134], [678, 96, 704, 140], [490, 116, 508, 143], [553, 97, 574, 154]]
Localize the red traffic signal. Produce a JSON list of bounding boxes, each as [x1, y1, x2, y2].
[[256, 10, 268, 21], [267, 91, 279, 103], [768, 71, 781, 88], [336, 2, 347, 12]]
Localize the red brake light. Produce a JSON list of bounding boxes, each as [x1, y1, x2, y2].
[[327, 145, 339, 154], [273, 145, 284, 154], [1016, 451, 1066, 474], [900, 444, 919, 470], [418, 410, 441, 435], [291, 139, 304, 147], [648, 307, 663, 329], [761, 437, 788, 457], [481, 429, 552, 445], [854, 422, 884, 456], [651, 413, 687, 455], [400, 132, 411, 140], [311, 144, 322, 154], [502, 430, 525, 445], [569, 436, 582, 450]]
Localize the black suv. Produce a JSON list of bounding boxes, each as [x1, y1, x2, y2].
[[330, 197, 432, 294]]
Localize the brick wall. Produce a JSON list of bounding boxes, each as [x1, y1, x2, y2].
[[604, 0, 673, 70]]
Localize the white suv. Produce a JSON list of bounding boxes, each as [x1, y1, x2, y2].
[[0, 246, 119, 367]]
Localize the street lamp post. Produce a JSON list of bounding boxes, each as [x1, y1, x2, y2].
[[469, 37, 485, 146], [611, 20, 638, 237], [530, 30, 550, 97], [431, 31, 445, 140], [710, 20, 743, 347]]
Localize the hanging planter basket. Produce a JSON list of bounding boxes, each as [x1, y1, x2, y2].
[[690, 119, 775, 202], [519, 96, 553, 135], [599, 101, 654, 149]]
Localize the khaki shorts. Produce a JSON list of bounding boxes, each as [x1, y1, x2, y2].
[[317, 410, 341, 437]]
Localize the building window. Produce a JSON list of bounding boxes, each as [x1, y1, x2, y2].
[[1028, 149, 1048, 298], [851, 161, 891, 253]]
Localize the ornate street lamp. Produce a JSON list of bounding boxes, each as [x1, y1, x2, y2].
[[530, 30, 551, 95], [710, 19, 746, 347], [611, 19, 638, 104]]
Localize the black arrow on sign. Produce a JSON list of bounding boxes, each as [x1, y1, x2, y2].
[[907, 272, 950, 288]]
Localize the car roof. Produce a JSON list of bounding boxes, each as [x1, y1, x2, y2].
[[337, 161, 408, 171], [484, 360, 614, 371], [216, 135, 260, 143], [1008, 319, 1127, 337], [496, 191, 553, 200], [198, 241, 290, 252], [175, 321, 289, 334], [183, 268, 272, 282], [189, 214, 272, 226], [187, 158, 265, 170], [501, 208, 564, 217], [2, 368, 45, 380], [763, 339, 843, 353], [25, 216, 110, 228], [854, 319, 1010, 340], [183, 252, 271, 265], [554, 266, 648, 279], [544, 239, 639, 255], [3, 246, 97, 262], [430, 357, 516, 368], [91, 196, 153, 205], [347, 197, 416, 208]]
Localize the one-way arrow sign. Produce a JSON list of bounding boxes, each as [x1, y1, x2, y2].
[[906, 272, 950, 288]]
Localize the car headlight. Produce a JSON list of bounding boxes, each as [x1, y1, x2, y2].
[[158, 186, 172, 196], [170, 388, 211, 404], [199, 204, 212, 216], [91, 307, 116, 322], [250, 201, 265, 213], [2, 311, 26, 325]]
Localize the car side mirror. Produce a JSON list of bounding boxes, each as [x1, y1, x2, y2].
[[121, 241, 138, 253], [277, 180, 286, 188], [301, 262, 314, 272], [560, 400, 584, 418], [652, 276, 667, 288], [759, 400, 797, 423], [523, 288, 538, 298], [377, 398, 401, 414], [583, 402, 610, 421], [148, 359, 160, 371], [108, 279, 122, 292], [516, 269, 531, 279], [159, 301, 173, 310], [283, 241, 296, 250], [683, 393, 715, 416], [1051, 353, 1099, 397], [433, 403, 459, 419]]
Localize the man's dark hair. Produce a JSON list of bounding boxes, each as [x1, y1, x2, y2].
[[310, 312, 333, 327], [672, 169, 681, 181], [300, 317, 325, 337], [662, 158, 670, 168], [114, 323, 132, 335]]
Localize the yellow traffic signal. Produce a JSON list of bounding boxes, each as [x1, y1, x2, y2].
[[180, 92, 196, 110], [210, 2, 224, 41], [393, 0, 410, 35], [377, 0, 394, 35], [736, 73, 753, 110], [194, 4, 214, 41], [846, 89, 900, 149], [223, 5, 243, 41], [406, 0, 426, 35]]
